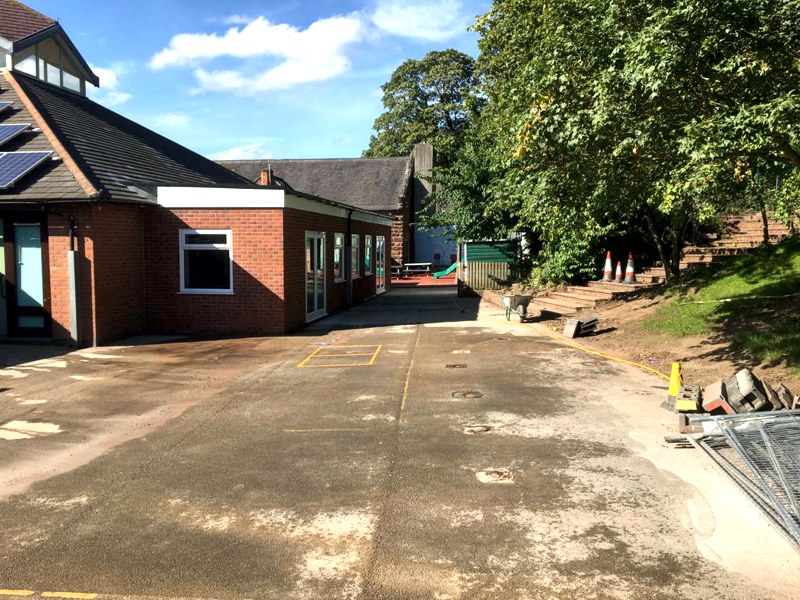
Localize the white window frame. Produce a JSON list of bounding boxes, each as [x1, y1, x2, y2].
[[178, 229, 234, 295], [364, 235, 373, 275], [334, 233, 345, 283], [351, 234, 360, 279]]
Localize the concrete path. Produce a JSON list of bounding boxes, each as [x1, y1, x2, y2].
[[0, 287, 797, 599]]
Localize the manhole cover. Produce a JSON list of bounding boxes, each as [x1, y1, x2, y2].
[[451, 390, 483, 399], [464, 424, 493, 435], [476, 468, 514, 484], [446, 364, 468, 369]]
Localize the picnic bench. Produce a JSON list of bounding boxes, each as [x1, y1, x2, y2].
[[403, 262, 433, 276]]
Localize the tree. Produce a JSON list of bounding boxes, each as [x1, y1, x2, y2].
[[363, 49, 484, 161], [444, 0, 800, 283]]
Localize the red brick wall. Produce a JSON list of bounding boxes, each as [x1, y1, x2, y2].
[[47, 205, 96, 345], [43, 203, 391, 343], [143, 208, 287, 336], [282, 209, 392, 332], [91, 204, 146, 343]]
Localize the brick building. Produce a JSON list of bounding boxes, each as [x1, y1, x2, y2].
[[221, 142, 458, 268], [0, 1, 391, 345]]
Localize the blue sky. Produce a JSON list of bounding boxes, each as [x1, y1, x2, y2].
[[30, 0, 490, 160]]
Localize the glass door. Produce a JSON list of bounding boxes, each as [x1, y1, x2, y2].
[[376, 235, 386, 294], [7, 220, 50, 336], [305, 231, 326, 321]]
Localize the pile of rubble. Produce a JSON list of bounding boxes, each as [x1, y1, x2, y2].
[[664, 367, 798, 433]]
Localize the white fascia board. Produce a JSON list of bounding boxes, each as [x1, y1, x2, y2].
[[156, 186, 285, 208], [0, 37, 12, 52], [156, 186, 392, 227], [285, 193, 393, 226]]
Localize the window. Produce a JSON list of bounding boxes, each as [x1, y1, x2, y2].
[[364, 235, 373, 274], [351, 234, 360, 279], [179, 229, 233, 294], [334, 233, 345, 282]]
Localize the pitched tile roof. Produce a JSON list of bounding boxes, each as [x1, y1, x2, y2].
[[220, 157, 413, 212], [0, 0, 54, 42], [3, 71, 250, 203], [0, 72, 86, 201]]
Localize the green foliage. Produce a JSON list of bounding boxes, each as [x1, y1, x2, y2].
[[363, 49, 485, 161], [426, 0, 800, 283]]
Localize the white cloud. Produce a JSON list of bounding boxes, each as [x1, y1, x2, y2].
[[153, 112, 191, 128], [209, 141, 274, 160], [149, 14, 364, 94], [221, 15, 254, 25], [372, 0, 470, 41], [87, 64, 132, 106]]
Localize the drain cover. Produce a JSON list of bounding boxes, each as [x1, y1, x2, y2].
[[476, 468, 514, 484], [446, 363, 468, 369], [464, 424, 492, 435], [451, 390, 483, 399]]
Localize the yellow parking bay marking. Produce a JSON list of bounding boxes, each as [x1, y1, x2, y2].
[[297, 345, 382, 368], [42, 593, 97, 599], [0, 591, 35, 597]]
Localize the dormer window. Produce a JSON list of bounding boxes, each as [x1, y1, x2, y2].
[[13, 37, 84, 94]]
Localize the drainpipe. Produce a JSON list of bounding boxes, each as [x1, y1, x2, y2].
[[48, 208, 80, 345], [346, 208, 354, 309]]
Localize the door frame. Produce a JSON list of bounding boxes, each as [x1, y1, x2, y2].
[[376, 235, 386, 295], [3, 213, 52, 337], [304, 230, 327, 322]]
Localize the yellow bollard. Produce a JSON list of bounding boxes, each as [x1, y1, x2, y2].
[[660, 362, 683, 411]]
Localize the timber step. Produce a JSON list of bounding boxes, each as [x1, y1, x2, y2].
[[586, 281, 654, 293], [546, 292, 597, 308], [564, 285, 617, 300], [531, 297, 580, 316]]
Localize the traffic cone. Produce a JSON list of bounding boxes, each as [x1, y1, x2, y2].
[[661, 362, 683, 411], [623, 253, 637, 283], [614, 261, 623, 283], [602, 251, 613, 281]]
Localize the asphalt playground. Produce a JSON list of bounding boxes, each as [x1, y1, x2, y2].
[[0, 287, 797, 599]]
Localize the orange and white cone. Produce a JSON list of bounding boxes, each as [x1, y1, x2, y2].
[[623, 252, 637, 283], [602, 251, 614, 281], [614, 261, 624, 283]]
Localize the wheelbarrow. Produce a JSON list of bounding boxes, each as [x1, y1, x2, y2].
[[503, 294, 533, 321]]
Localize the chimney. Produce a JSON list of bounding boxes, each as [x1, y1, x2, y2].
[[259, 168, 271, 186]]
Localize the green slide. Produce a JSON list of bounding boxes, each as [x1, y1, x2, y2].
[[433, 262, 458, 279]]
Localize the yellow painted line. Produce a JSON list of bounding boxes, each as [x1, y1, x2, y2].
[[300, 362, 375, 368], [284, 428, 369, 433], [486, 311, 670, 380], [297, 346, 323, 368], [0, 591, 35, 597], [314, 352, 376, 357], [298, 345, 382, 368], [399, 328, 421, 425], [42, 593, 97, 599], [367, 345, 382, 365]]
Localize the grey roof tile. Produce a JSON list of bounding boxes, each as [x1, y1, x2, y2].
[[220, 157, 412, 212]]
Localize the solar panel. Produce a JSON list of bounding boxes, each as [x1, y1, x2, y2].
[[0, 123, 29, 148], [0, 101, 12, 114], [0, 151, 52, 189]]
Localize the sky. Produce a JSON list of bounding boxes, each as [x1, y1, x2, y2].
[[30, 0, 491, 160]]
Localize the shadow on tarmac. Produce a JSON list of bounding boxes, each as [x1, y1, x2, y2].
[[0, 342, 70, 369], [300, 286, 481, 335]]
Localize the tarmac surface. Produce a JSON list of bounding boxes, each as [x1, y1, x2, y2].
[[0, 287, 798, 599]]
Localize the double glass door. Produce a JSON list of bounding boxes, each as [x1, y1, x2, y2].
[[305, 231, 326, 321]]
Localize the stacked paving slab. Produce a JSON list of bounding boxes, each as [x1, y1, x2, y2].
[[532, 213, 796, 316]]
